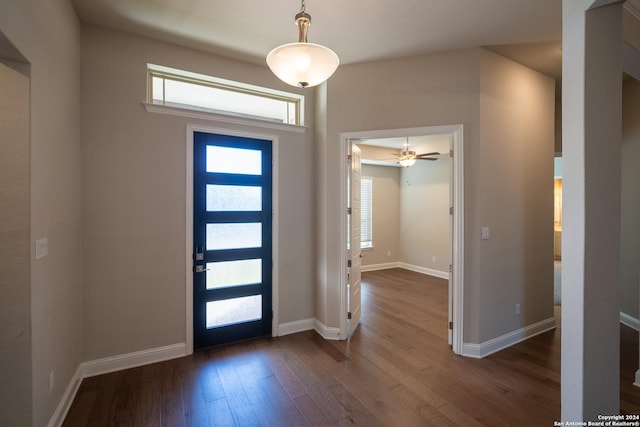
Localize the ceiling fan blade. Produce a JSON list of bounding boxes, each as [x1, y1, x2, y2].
[[416, 152, 440, 158], [417, 157, 438, 161]]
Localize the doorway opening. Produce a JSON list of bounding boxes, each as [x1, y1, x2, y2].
[[339, 125, 464, 354]]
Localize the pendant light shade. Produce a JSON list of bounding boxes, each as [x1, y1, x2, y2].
[[267, 42, 339, 88], [266, 3, 339, 88]]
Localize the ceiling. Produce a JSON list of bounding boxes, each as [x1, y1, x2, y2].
[[356, 135, 450, 166], [70, 1, 640, 80], [69, 1, 640, 159], [359, 135, 449, 155], [71, 0, 567, 77]]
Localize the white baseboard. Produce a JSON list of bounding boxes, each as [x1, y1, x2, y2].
[[462, 317, 556, 359], [47, 365, 83, 427], [48, 342, 187, 427], [398, 263, 450, 280], [81, 342, 187, 378], [362, 262, 400, 272], [279, 318, 314, 336], [314, 319, 341, 340], [620, 311, 640, 331], [635, 370, 640, 388], [361, 262, 450, 280]]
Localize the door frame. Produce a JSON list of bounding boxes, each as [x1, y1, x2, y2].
[[185, 124, 279, 354], [338, 124, 464, 355]]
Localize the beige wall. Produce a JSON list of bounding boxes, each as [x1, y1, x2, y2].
[[319, 49, 481, 337], [0, 1, 83, 426], [477, 50, 555, 341], [399, 157, 451, 273], [0, 58, 31, 427], [361, 164, 400, 266], [80, 26, 316, 360], [319, 48, 555, 345], [620, 76, 640, 319], [362, 157, 451, 274]]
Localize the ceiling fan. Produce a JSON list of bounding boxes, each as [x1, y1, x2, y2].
[[396, 137, 440, 167]]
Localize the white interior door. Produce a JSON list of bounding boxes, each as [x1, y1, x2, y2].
[[348, 143, 362, 337], [448, 137, 454, 346]]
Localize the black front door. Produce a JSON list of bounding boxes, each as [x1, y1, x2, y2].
[[193, 131, 272, 349]]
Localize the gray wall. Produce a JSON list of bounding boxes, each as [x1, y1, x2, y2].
[[361, 158, 451, 274], [477, 50, 555, 340], [620, 77, 640, 319], [0, 1, 83, 425], [317, 49, 481, 336], [0, 58, 31, 427], [80, 26, 316, 360], [399, 157, 451, 273], [318, 48, 555, 344], [361, 164, 400, 266]]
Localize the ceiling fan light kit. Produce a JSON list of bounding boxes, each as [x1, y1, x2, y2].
[[399, 150, 417, 167], [396, 137, 440, 167], [266, 0, 339, 88]]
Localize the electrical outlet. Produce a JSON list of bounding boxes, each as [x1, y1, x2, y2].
[[515, 304, 521, 315], [432, 256, 437, 263], [49, 371, 54, 395], [387, 250, 391, 257]]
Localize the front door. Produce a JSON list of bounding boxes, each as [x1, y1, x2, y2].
[[193, 131, 272, 350]]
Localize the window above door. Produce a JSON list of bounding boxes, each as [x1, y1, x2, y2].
[[147, 64, 305, 126]]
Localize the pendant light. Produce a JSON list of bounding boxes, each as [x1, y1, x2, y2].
[[266, 0, 339, 88]]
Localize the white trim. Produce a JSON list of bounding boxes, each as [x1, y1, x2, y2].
[[620, 311, 640, 331], [144, 103, 306, 134], [279, 318, 315, 336], [361, 262, 400, 272], [398, 262, 450, 280], [186, 130, 194, 354], [451, 125, 464, 355], [46, 366, 82, 427], [185, 125, 280, 353], [634, 370, 640, 388], [314, 319, 341, 340], [462, 317, 556, 359], [81, 343, 187, 378]]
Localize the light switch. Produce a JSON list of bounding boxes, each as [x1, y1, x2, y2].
[[35, 238, 48, 260], [481, 227, 490, 240]]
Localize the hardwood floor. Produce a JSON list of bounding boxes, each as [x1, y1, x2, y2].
[[63, 268, 640, 426]]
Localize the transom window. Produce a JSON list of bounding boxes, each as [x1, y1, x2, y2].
[[147, 64, 304, 125]]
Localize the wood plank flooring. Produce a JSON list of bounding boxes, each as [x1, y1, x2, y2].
[[63, 268, 640, 426]]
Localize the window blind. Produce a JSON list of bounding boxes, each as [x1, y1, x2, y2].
[[361, 177, 373, 248]]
